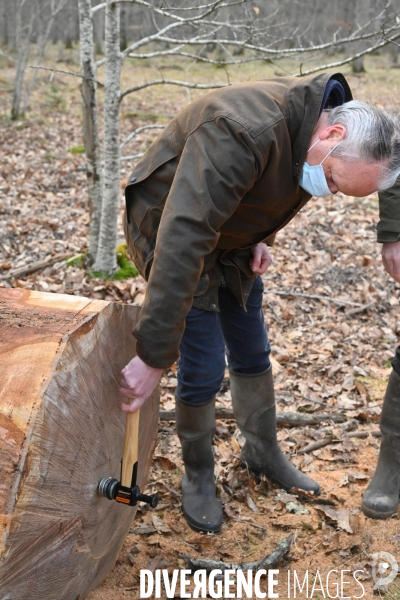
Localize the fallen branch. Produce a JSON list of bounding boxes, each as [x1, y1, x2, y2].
[[298, 429, 381, 454], [303, 418, 359, 438], [159, 408, 346, 426], [263, 289, 370, 308], [0, 253, 72, 280], [179, 533, 293, 573], [298, 435, 336, 454]]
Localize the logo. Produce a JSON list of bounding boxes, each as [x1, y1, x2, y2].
[[371, 552, 398, 587]]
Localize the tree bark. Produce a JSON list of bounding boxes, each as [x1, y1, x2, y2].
[[78, 0, 104, 263], [0, 288, 159, 600], [93, 0, 121, 275]]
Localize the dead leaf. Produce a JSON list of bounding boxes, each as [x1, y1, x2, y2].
[[146, 555, 166, 573], [269, 355, 282, 374], [151, 515, 172, 534], [354, 379, 370, 399], [314, 505, 354, 533], [223, 503, 239, 519], [130, 525, 157, 535], [154, 455, 176, 470], [356, 412, 380, 423], [246, 495, 260, 513]]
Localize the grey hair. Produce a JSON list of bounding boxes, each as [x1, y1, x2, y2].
[[324, 100, 400, 191]]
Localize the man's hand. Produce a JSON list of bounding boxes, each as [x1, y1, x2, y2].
[[382, 241, 400, 283], [250, 243, 273, 275], [120, 355, 163, 413]]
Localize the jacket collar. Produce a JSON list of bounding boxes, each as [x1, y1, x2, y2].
[[286, 73, 352, 179]]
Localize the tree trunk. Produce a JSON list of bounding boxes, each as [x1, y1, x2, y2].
[[351, 55, 366, 73], [93, 3, 104, 55], [93, 0, 121, 275], [120, 3, 128, 51], [11, 0, 34, 120], [0, 289, 159, 600], [78, 0, 103, 263], [22, 0, 70, 115], [64, 4, 75, 49], [6, 0, 16, 52]]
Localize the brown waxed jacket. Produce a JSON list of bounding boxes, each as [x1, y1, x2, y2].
[[124, 72, 352, 369], [378, 178, 400, 243]]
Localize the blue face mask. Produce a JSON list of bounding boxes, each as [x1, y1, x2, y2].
[[299, 139, 340, 197]]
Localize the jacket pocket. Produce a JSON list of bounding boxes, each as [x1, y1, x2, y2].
[[225, 247, 254, 278], [125, 202, 163, 279], [193, 273, 210, 297]]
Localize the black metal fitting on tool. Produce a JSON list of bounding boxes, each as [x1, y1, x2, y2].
[[98, 476, 158, 508]]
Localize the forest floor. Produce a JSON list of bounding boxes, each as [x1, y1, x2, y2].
[[2, 50, 400, 599]]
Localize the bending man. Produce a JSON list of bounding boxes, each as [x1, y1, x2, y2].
[[122, 72, 400, 533]]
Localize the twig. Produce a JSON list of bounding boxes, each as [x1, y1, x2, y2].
[[348, 430, 381, 438], [292, 30, 400, 77], [120, 124, 165, 151], [0, 253, 72, 280], [120, 77, 229, 99], [263, 289, 369, 308], [344, 302, 374, 316], [160, 481, 181, 501], [179, 533, 293, 573], [302, 396, 331, 408], [232, 517, 267, 533], [29, 65, 104, 87], [121, 152, 144, 162], [159, 409, 346, 425], [0, 48, 15, 62], [298, 429, 381, 454], [346, 431, 368, 439]]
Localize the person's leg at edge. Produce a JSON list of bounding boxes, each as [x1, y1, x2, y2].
[[362, 345, 400, 518], [219, 276, 320, 494], [175, 308, 225, 533]]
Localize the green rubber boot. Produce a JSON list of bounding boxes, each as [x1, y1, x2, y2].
[[362, 369, 400, 519], [175, 396, 223, 533], [230, 366, 320, 494]]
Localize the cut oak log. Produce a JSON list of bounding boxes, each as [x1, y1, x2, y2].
[[0, 288, 159, 600]]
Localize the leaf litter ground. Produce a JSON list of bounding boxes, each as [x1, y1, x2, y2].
[[2, 55, 400, 599]]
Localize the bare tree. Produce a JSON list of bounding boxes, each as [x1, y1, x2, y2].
[[22, 0, 70, 114], [71, 0, 400, 275], [11, 0, 35, 120], [11, 0, 71, 120], [78, 0, 103, 262], [93, 0, 122, 273]]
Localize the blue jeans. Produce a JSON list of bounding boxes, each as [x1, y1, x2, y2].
[[177, 276, 271, 404]]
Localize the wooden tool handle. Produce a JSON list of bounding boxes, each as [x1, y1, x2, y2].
[[121, 410, 140, 487]]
